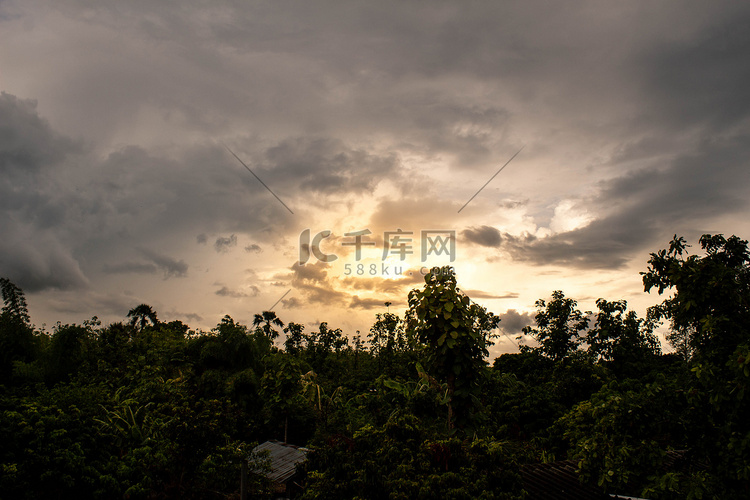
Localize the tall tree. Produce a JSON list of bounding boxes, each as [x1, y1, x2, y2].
[[586, 299, 660, 367], [283, 322, 306, 355], [1, 277, 31, 325], [253, 311, 284, 340], [0, 278, 37, 382], [368, 309, 404, 357], [522, 290, 589, 362], [127, 304, 158, 331], [642, 234, 750, 364], [407, 266, 499, 429]]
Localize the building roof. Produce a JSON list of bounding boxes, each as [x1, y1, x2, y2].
[[521, 460, 609, 500], [252, 440, 309, 484]]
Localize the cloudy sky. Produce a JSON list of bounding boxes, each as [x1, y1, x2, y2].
[[2, 1, 750, 356]]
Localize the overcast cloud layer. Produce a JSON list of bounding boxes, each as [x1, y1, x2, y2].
[[2, 1, 750, 355]]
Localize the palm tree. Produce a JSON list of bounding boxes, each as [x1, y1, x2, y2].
[[127, 304, 158, 331], [253, 311, 284, 340]]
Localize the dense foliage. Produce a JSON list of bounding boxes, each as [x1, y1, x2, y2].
[[1, 234, 750, 498]]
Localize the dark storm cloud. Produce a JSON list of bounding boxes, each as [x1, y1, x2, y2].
[[462, 226, 502, 248], [5, 0, 750, 331], [498, 136, 750, 269], [93, 144, 286, 239], [0, 92, 79, 174], [261, 137, 400, 195], [0, 93, 88, 291], [639, 11, 750, 129], [18, 2, 519, 168], [0, 227, 89, 292], [0, 94, 318, 292], [376, 98, 511, 168]]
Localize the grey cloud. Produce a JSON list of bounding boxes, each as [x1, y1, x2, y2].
[[163, 311, 203, 325], [497, 135, 750, 269], [5, 1, 750, 333], [244, 244, 262, 253], [14, 2, 749, 172], [103, 262, 158, 275], [196, 233, 207, 244], [350, 296, 394, 310], [44, 290, 135, 317], [639, 12, 750, 130], [0, 92, 79, 174], [499, 309, 534, 335], [214, 234, 238, 253], [139, 249, 188, 279], [215, 285, 259, 298], [262, 137, 400, 195], [462, 226, 502, 247], [464, 289, 518, 300], [0, 225, 89, 292], [342, 270, 425, 296], [290, 261, 348, 305], [0, 94, 88, 292], [281, 296, 301, 309]]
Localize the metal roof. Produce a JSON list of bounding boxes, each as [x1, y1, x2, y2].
[[252, 440, 309, 484], [521, 460, 610, 500]]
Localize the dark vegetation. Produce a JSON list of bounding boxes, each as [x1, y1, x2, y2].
[[1, 234, 749, 498]]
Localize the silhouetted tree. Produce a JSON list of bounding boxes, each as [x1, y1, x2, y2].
[[127, 304, 158, 331], [642, 234, 750, 364], [253, 311, 284, 340], [522, 291, 588, 362]]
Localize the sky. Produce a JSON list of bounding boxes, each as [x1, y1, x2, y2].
[[2, 1, 750, 357]]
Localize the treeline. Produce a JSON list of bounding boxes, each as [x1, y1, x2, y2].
[[1, 234, 749, 499]]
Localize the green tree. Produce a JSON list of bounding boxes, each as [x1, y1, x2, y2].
[[586, 299, 660, 373], [642, 234, 750, 364], [261, 353, 307, 443], [557, 380, 681, 496], [522, 291, 589, 362], [301, 413, 523, 499], [304, 322, 348, 363], [284, 322, 306, 355], [639, 234, 750, 497], [0, 278, 38, 383], [407, 266, 499, 429], [1, 277, 31, 325], [368, 306, 406, 357], [46, 323, 95, 383]]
